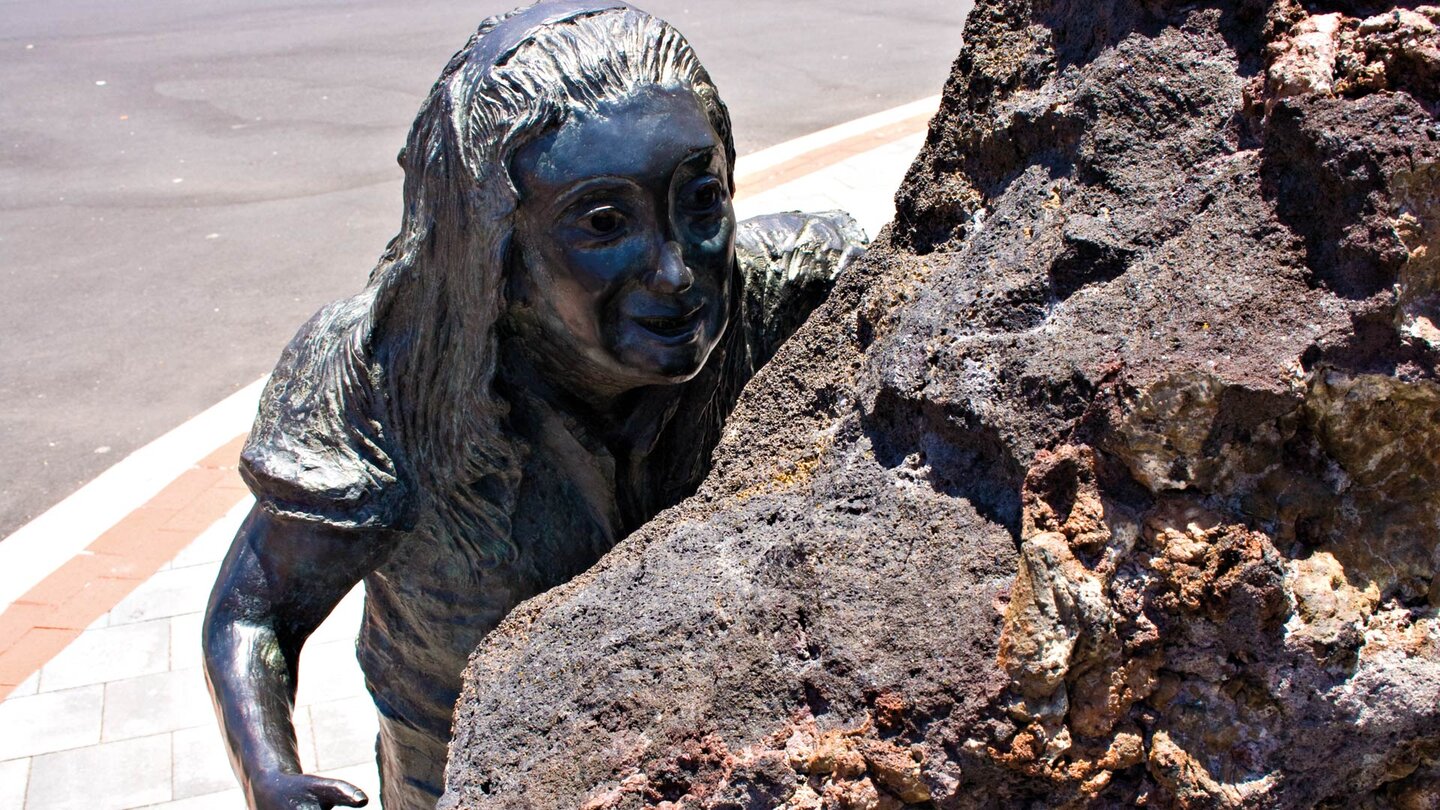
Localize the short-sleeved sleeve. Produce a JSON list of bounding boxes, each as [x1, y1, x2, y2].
[[734, 211, 867, 366], [240, 290, 418, 532]]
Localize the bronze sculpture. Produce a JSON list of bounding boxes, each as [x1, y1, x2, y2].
[[202, 2, 865, 808]]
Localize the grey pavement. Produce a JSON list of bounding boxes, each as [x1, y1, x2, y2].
[[0, 0, 974, 539]]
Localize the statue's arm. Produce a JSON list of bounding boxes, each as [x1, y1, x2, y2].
[[203, 504, 393, 810]]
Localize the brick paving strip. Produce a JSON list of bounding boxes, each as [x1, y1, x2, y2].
[[0, 437, 249, 701], [734, 112, 934, 197], [0, 96, 939, 706]]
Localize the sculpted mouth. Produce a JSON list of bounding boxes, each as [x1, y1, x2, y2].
[[631, 305, 703, 339]]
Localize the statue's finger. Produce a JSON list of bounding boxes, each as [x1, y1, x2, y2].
[[308, 778, 369, 807]]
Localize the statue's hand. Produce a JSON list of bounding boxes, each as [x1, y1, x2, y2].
[[250, 772, 368, 810]]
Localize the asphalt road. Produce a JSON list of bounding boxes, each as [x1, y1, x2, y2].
[[0, 0, 973, 539]]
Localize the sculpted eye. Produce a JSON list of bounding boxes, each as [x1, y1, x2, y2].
[[577, 207, 626, 239], [681, 177, 727, 216]]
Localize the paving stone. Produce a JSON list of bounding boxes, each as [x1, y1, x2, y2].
[[102, 668, 212, 741], [0, 757, 30, 809], [26, 733, 171, 810], [0, 685, 103, 760], [295, 705, 318, 773], [294, 639, 367, 706], [308, 696, 378, 771], [734, 132, 923, 240], [135, 789, 245, 810], [169, 612, 203, 672], [821, 162, 866, 191], [315, 761, 381, 808], [0, 627, 75, 693], [109, 565, 219, 627], [39, 619, 170, 692], [172, 725, 236, 800], [309, 584, 364, 645], [10, 671, 40, 698], [166, 499, 250, 571]]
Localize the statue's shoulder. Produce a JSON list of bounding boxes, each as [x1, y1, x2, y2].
[[734, 210, 867, 362], [240, 289, 417, 532]]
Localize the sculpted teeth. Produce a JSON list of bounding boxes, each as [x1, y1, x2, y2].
[[634, 306, 702, 338]]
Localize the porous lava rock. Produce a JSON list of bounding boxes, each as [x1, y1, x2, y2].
[[442, 0, 1440, 806]]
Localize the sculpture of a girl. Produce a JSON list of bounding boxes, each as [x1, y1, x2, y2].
[[203, 3, 865, 808]]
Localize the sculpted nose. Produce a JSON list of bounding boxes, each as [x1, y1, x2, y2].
[[646, 240, 694, 294]]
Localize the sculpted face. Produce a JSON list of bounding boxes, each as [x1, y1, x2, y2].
[[507, 85, 735, 399]]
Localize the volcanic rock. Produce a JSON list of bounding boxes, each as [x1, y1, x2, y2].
[[442, 0, 1440, 806]]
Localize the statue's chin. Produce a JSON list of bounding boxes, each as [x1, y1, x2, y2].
[[621, 341, 720, 386], [612, 348, 708, 388]]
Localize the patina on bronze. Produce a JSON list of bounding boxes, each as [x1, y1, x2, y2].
[[202, 3, 865, 809]]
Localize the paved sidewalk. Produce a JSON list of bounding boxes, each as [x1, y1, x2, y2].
[[0, 501, 375, 810], [0, 100, 936, 809]]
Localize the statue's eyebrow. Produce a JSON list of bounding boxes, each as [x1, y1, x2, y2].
[[556, 146, 720, 197], [548, 177, 644, 214], [669, 146, 725, 182], [681, 145, 720, 165]]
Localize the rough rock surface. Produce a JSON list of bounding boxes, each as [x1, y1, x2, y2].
[[443, 0, 1440, 806]]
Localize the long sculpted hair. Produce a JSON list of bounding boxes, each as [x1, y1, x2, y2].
[[361, 5, 738, 568]]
